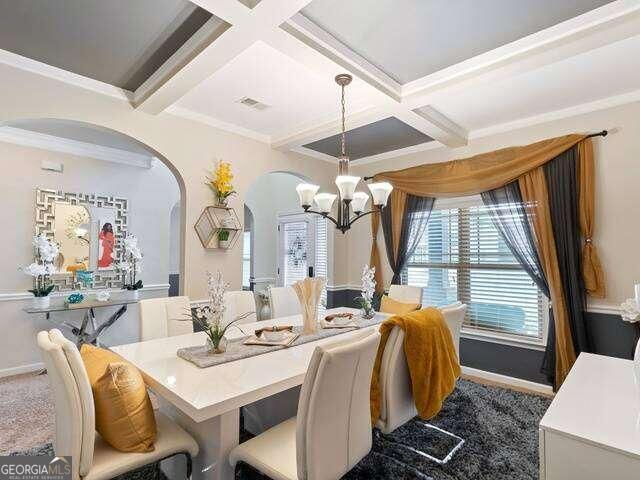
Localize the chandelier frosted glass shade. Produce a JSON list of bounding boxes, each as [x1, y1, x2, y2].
[[351, 191, 369, 214], [296, 183, 320, 208], [335, 175, 360, 200], [368, 182, 393, 206], [314, 193, 337, 213]]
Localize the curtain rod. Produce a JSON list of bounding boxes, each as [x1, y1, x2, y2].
[[363, 130, 608, 181]]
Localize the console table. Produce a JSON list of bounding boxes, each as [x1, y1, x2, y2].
[[539, 353, 640, 479], [24, 296, 139, 346]]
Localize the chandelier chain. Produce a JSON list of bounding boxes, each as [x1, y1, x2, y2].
[[340, 83, 346, 157]]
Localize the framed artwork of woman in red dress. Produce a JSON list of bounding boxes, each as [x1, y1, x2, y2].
[[97, 222, 115, 268]]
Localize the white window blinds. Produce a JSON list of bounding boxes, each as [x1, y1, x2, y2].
[[402, 202, 545, 343]]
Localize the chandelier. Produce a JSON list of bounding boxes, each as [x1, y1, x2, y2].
[[296, 73, 393, 233]]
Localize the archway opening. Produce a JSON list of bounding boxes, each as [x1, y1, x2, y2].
[[0, 118, 185, 345], [245, 171, 330, 319]]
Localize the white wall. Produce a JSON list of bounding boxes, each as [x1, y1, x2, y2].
[[348, 100, 640, 310], [245, 172, 305, 290], [0, 62, 338, 375]]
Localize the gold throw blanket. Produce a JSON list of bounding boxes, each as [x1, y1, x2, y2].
[[370, 307, 461, 424]]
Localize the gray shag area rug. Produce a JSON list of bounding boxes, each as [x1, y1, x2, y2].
[[10, 379, 551, 480], [237, 379, 552, 480]]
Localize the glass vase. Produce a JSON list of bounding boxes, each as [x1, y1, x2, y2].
[[206, 336, 227, 354]]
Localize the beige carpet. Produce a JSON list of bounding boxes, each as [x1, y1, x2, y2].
[[0, 373, 55, 454]]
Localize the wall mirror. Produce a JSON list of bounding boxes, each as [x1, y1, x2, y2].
[[35, 187, 128, 290]]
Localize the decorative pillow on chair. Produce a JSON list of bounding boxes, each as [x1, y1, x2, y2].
[[80, 343, 157, 453], [380, 295, 421, 315]]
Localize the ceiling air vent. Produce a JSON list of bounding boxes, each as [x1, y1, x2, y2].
[[238, 97, 270, 111]]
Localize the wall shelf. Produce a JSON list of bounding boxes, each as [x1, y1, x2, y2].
[[194, 205, 242, 250]]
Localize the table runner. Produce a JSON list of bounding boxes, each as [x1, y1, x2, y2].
[[177, 313, 385, 368]]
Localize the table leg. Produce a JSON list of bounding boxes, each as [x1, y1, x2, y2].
[[161, 403, 239, 480], [83, 305, 128, 345]]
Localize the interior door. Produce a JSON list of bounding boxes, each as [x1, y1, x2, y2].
[[277, 214, 316, 287]]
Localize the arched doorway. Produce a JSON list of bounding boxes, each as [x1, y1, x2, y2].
[[245, 171, 330, 318], [1, 118, 187, 296]]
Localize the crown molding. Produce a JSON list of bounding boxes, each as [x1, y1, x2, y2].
[[290, 146, 339, 164], [469, 88, 640, 139], [0, 126, 155, 168], [165, 106, 271, 144], [0, 48, 133, 102]]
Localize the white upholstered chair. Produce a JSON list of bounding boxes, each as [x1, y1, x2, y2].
[[388, 285, 423, 306], [139, 296, 193, 341], [224, 290, 257, 324], [37, 329, 198, 480], [230, 329, 381, 480], [269, 286, 300, 319], [375, 303, 467, 464]]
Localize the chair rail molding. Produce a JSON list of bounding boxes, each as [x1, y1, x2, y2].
[[0, 283, 170, 302]]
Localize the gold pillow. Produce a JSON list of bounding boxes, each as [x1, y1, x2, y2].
[[380, 295, 421, 315], [80, 344, 157, 453]]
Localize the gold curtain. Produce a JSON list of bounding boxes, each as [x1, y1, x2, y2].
[[373, 134, 587, 197], [390, 190, 408, 262], [578, 139, 606, 298], [370, 210, 383, 293], [519, 168, 576, 385], [371, 133, 604, 298]]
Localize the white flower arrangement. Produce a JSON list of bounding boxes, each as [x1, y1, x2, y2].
[[21, 233, 59, 297], [116, 234, 143, 291], [186, 271, 250, 353], [620, 299, 640, 323], [355, 264, 376, 318]]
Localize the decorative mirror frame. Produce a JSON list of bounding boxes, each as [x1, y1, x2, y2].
[[35, 187, 128, 290]]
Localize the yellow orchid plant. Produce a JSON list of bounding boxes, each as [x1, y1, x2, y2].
[[208, 160, 236, 206]]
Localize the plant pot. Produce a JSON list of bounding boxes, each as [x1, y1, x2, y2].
[[219, 239, 230, 249], [32, 295, 50, 309], [206, 336, 228, 354], [361, 308, 375, 320], [125, 289, 140, 300]]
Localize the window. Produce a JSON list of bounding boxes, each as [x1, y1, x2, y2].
[[402, 198, 546, 344], [242, 231, 251, 289], [282, 220, 309, 287]]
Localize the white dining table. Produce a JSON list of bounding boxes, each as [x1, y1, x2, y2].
[[111, 307, 388, 480]]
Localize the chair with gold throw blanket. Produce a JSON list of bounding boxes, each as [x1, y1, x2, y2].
[[371, 304, 466, 464]]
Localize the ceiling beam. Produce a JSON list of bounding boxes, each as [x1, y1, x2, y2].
[[269, 14, 468, 150], [134, 0, 315, 114], [401, 0, 640, 109]]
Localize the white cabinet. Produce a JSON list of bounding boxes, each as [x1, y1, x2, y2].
[[539, 353, 640, 480]]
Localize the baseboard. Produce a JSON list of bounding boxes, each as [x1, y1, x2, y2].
[[0, 362, 45, 379], [461, 365, 553, 395]]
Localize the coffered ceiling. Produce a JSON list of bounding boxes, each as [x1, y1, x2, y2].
[[1, 0, 638, 164]]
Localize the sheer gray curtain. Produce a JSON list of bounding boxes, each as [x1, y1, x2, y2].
[[381, 194, 434, 285], [481, 182, 556, 383]]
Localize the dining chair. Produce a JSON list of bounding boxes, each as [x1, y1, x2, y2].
[[139, 296, 193, 341], [230, 328, 381, 480], [37, 329, 198, 480], [388, 285, 423, 306], [268, 286, 300, 319], [375, 303, 467, 465], [224, 290, 257, 324]]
